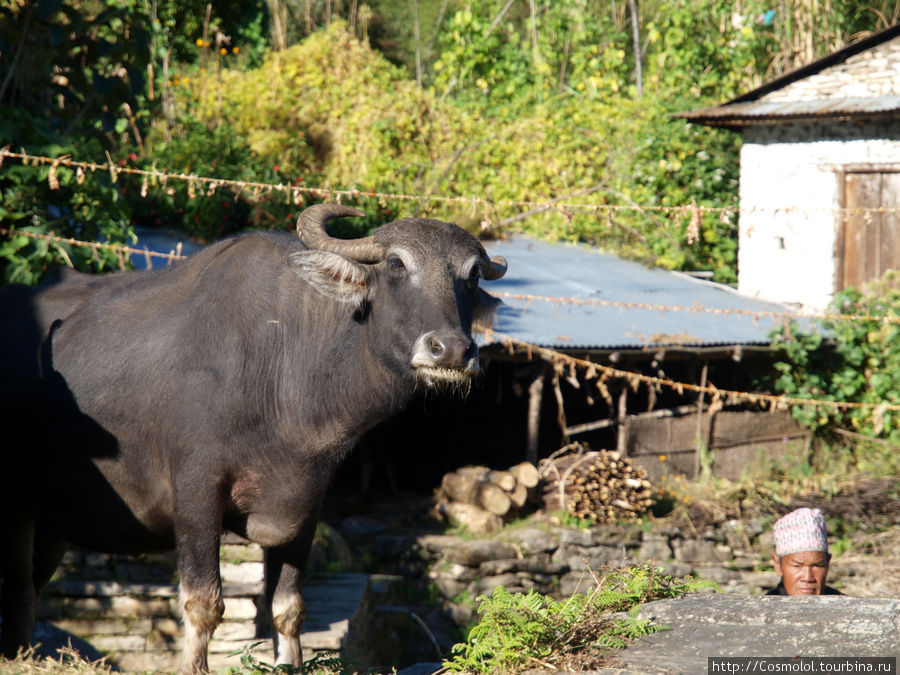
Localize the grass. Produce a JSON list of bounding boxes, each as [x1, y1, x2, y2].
[[1, 645, 354, 675], [0, 648, 117, 675]]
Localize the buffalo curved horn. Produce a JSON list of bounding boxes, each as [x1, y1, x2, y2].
[[296, 204, 385, 263], [483, 254, 508, 280]]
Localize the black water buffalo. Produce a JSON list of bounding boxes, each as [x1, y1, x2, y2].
[[0, 204, 507, 672]]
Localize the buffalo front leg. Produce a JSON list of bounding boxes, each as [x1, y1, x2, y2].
[[265, 519, 319, 667], [175, 504, 225, 673]]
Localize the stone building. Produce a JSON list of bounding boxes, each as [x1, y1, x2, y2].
[[678, 23, 900, 311]]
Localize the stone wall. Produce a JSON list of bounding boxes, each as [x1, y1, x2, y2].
[[37, 534, 267, 672], [408, 518, 781, 627], [33, 514, 878, 671]]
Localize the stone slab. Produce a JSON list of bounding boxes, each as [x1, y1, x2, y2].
[[616, 594, 900, 674]]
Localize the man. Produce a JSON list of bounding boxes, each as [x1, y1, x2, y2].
[[766, 507, 842, 596]]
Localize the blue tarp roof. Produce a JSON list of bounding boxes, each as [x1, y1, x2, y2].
[[480, 237, 798, 352]]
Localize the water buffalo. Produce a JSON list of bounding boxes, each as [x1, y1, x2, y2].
[[0, 204, 507, 672]]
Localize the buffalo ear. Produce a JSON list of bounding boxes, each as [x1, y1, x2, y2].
[[289, 250, 374, 307], [472, 288, 502, 331]]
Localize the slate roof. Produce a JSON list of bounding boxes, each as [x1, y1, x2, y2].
[[479, 236, 799, 352], [676, 23, 900, 127]]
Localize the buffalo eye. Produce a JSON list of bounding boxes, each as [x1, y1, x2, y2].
[[387, 254, 407, 278]]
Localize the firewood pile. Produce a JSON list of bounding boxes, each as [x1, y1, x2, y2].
[[539, 443, 654, 524], [436, 462, 541, 534]]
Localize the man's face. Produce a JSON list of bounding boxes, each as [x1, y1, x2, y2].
[[772, 550, 831, 595]]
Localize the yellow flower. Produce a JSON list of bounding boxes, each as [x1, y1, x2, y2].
[[232, 46, 240, 54], [219, 47, 227, 55], [195, 38, 204, 47], [658, 454, 667, 462]]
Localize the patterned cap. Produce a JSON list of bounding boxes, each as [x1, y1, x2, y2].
[[773, 507, 828, 557]]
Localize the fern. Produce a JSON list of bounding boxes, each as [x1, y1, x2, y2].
[[444, 563, 715, 674]]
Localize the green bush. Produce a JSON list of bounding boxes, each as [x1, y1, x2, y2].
[[770, 270, 900, 444], [0, 110, 135, 284], [176, 20, 746, 279], [444, 563, 714, 673]]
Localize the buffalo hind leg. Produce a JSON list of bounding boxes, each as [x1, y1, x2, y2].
[[33, 526, 67, 600], [0, 514, 36, 659]]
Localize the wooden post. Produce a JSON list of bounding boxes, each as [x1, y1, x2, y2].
[[616, 386, 628, 456], [694, 362, 708, 478], [526, 364, 547, 465]]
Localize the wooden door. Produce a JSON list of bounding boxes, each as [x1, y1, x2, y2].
[[841, 171, 900, 290]]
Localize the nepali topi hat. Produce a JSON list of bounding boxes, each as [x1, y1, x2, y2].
[[773, 507, 828, 557]]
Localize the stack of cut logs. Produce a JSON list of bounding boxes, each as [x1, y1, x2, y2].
[[539, 445, 654, 524], [436, 462, 541, 534]]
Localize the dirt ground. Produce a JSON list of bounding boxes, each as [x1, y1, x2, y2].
[[830, 526, 900, 597]]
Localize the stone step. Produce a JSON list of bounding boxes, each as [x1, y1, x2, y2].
[[30, 572, 371, 672]]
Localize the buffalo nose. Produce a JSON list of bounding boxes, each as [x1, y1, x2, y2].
[[426, 334, 475, 368]]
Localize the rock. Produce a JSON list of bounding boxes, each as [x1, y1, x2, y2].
[[756, 529, 775, 554], [473, 573, 524, 596], [432, 577, 467, 599], [556, 528, 595, 547], [431, 562, 478, 583], [592, 526, 629, 546], [559, 572, 594, 597], [659, 562, 694, 578], [672, 538, 731, 564], [479, 557, 569, 577], [220, 561, 264, 584], [729, 553, 760, 570], [636, 535, 672, 562], [695, 566, 739, 583], [439, 501, 504, 534], [739, 570, 781, 591], [562, 544, 623, 571], [507, 527, 558, 554], [340, 515, 388, 536], [321, 522, 356, 568], [444, 540, 519, 567], [397, 662, 444, 675], [414, 534, 466, 557], [619, 595, 900, 672], [447, 601, 474, 627], [221, 542, 264, 563], [374, 534, 414, 560]]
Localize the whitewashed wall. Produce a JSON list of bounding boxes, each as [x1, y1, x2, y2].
[[738, 121, 900, 311]]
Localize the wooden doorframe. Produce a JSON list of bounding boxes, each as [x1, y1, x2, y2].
[[834, 164, 900, 294]]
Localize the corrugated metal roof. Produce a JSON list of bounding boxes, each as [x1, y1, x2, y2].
[[676, 95, 900, 126], [479, 237, 799, 352], [131, 229, 798, 353]]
